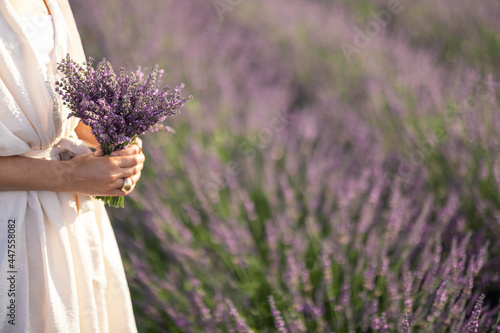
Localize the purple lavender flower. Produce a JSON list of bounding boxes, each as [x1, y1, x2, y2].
[[55, 54, 191, 207], [56, 54, 191, 154], [268, 295, 288, 333], [467, 294, 485, 333], [402, 313, 410, 333]]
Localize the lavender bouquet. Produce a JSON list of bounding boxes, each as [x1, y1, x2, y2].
[[55, 54, 191, 208]]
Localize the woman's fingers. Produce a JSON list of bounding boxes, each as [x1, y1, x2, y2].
[[108, 171, 141, 196], [111, 138, 143, 156], [94, 146, 104, 157], [129, 171, 141, 185], [111, 153, 145, 168], [117, 164, 144, 179], [131, 138, 143, 153], [111, 145, 140, 156], [69, 139, 145, 196]]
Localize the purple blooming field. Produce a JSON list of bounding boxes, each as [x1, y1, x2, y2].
[[70, 0, 500, 331]]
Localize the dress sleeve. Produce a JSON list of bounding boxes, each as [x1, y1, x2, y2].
[[0, 121, 31, 156], [0, 80, 36, 157]]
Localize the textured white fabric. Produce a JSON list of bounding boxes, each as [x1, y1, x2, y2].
[[18, 15, 55, 66], [0, 1, 138, 332]]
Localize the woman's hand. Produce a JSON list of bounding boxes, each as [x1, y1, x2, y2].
[[64, 138, 145, 196]]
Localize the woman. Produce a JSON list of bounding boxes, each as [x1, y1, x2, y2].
[[0, 0, 141, 331]]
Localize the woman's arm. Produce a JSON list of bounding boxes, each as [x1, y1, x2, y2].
[[0, 146, 144, 196], [75, 122, 99, 149], [0, 118, 145, 195]]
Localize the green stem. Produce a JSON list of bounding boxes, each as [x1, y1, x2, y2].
[[95, 195, 125, 208]]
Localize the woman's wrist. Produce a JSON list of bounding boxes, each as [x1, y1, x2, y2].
[[27, 159, 76, 193], [0, 156, 74, 192], [53, 159, 76, 192]]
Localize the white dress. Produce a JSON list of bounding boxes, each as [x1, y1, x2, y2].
[[0, 1, 137, 332]]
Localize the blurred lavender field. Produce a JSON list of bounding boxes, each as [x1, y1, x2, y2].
[[70, 0, 500, 331]]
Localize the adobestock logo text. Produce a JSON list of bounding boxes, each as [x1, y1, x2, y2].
[[341, 0, 408, 62]]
